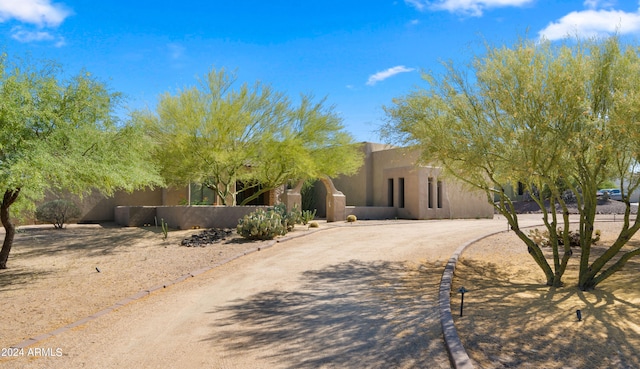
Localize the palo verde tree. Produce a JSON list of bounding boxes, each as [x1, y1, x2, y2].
[[383, 36, 640, 290], [0, 55, 163, 269], [143, 68, 362, 205]]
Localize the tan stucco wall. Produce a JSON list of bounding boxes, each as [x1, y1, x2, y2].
[[446, 181, 494, 219], [33, 186, 190, 224], [331, 142, 394, 207], [114, 205, 264, 229], [38, 189, 116, 224], [371, 146, 420, 208], [324, 143, 493, 220]]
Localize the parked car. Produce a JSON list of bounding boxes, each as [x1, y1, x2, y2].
[[608, 189, 623, 201], [597, 188, 623, 200]]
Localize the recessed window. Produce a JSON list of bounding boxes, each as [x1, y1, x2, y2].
[[398, 178, 405, 208], [428, 177, 433, 209]]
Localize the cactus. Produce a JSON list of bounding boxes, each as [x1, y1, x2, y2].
[[161, 218, 169, 241], [237, 208, 287, 240], [301, 209, 316, 225], [272, 203, 299, 231], [346, 214, 357, 223]]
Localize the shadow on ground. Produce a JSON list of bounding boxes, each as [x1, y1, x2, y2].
[[454, 254, 640, 369], [11, 225, 162, 259], [0, 268, 54, 292], [204, 260, 451, 369]]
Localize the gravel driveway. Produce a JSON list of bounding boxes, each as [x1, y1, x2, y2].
[[8, 217, 544, 369]]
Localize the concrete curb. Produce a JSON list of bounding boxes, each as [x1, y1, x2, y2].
[[439, 230, 507, 369]]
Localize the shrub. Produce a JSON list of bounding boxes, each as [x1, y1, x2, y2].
[[309, 221, 319, 228], [35, 199, 81, 229], [273, 203, 305, 231], [237, 208, 287, 240], [301, 209, 316, 225], [528, 228, 600, 247], [346, 214, 357, 223]]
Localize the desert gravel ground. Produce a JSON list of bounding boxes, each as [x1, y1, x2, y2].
[[455, 219, 640, 369], [1, 214, 638, 368]]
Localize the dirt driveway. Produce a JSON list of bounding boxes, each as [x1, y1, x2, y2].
[[4, 216, 543, 369]]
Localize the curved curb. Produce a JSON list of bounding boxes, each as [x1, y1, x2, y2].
[[439, 230, 507, 369]]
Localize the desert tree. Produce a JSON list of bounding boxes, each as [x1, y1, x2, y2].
[[0, 55, 163, 269], [143, 68, 362, 205], [383, 36, 640, 290]]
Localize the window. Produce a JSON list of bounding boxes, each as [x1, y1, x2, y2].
[[388, 178, 394, 207], [517, 182, 524, 196], [398, 178, 405, 208], [437, 180, 443, 208], [428, 177, 433, 208]]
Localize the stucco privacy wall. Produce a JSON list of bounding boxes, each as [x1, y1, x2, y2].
[[115, 206, 263, 229], [36, 186, 189, 224]]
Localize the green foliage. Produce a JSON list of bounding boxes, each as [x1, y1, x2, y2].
[[346, 214, 357, 223], [237, 208, 287, 240], [237, 203, 311, 240], [35, 199, 81, 229], [143, 68, 363, 206], [300, 179, 317, 211], [0, 54, 163, 269], [301, 209, 316, 225], [273, 203, 300, 231], [308, 221, 319, 228], [160, 218, 169, 241], [383, 35, 640, 290], [598, 180, 617, 190]]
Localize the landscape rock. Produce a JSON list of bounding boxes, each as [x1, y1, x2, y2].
[[181, 228, 233, 247]]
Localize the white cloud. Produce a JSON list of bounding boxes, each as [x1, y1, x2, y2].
[[405, 0, 534, 17], [10, 25, 65, 46], [538, 8, 640, 40], [0, 0, 71, 27], [11, 27, 52, 42], [405, 0, 427, 11], [0, 1, 70, 46], [366, 66, 415, 86], [583, 0, 617, 10]]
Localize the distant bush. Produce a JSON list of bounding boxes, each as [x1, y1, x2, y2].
[[528, 228, 600, 247], [35, 199, 81, 229], [346, 214, 357, 223]]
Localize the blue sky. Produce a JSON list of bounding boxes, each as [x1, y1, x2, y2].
[[1, 1, 639, 142]]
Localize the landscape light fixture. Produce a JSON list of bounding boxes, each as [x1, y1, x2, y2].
[[458, 286, 469, 317], [576, 309, 582, 321]]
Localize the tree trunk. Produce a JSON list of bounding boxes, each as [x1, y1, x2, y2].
[[0, 189, 21, 269]]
